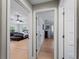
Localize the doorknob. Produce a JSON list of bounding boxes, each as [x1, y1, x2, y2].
[[62, 35, 65, 38]]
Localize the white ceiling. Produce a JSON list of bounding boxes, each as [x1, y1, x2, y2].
[[10, 0, 29, 24], [28, 0, 55, 5], [37, 10, 54, 25]]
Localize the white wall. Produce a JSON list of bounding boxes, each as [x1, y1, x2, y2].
[[33, 1, 58, 10], [23, 0, 32, 9], [0, 0, 7, 59], [0, 0, 11, 59]]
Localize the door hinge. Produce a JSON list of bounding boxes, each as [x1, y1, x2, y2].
[[36, 49, 37, 52], [36, 33, 37, 36], [62, 35, 65, 38], [62, 57, 64, 59], [63, 12, 65, 15]]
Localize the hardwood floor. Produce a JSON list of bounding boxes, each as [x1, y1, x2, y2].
[[10, 39, 54, 59], [38, 39, 54, 59], [10, 39, 29, 59]]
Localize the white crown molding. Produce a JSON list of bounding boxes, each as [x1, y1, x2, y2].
[[15, 0, 31, 13]]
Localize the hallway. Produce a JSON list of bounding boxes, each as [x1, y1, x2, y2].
[[38, 39, 54, 59]]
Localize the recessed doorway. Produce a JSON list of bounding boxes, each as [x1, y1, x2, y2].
[[34, 8, 58, 59]]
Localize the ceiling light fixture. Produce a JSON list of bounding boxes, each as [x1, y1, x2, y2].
[[16, 15, 23, 23]]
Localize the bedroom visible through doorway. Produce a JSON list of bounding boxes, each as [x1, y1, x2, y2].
[[10, 0, 29, 59]]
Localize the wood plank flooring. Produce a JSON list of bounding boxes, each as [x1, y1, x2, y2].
[[10, 39, 54, 59], [10, 39, 29, 59], [38, 39, 54, 59]]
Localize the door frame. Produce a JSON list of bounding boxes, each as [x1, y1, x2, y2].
[[6, 0, 33, 59], [33, 8, 58, 59]]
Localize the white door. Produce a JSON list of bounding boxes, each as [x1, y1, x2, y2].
[[64, 0, 76, 59], [36, 15, 44, 57]]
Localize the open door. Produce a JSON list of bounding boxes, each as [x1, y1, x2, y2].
[[36, 15, 45, 58]]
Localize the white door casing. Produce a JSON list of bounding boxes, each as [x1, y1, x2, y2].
[[33, 8, 58, 59], [5, 0, 33, 59], [58, 7, 64, 59]]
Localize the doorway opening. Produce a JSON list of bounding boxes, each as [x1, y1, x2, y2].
[[9, 0, 29, 59], [35, 8, 57, 59]]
